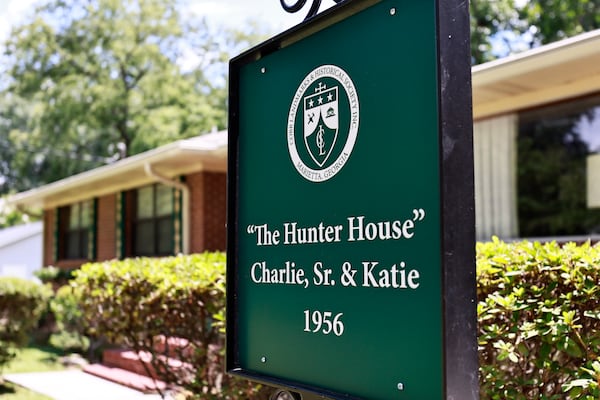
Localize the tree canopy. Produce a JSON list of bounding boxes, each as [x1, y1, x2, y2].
[[470, 0, 600, 64], [0, 0, 259, 195]]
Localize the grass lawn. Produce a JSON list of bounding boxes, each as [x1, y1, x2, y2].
[[1, 345, 66, 400], [3, 345, 66, 374], [0, 383, 53, 400]]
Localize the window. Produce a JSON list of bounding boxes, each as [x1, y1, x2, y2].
[[518, 95, 600, 237], [133, 184, 175, 256], [59, 200, 93, 259]]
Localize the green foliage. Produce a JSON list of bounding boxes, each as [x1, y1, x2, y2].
[[33, 266, 61, 283], [469, 0, 600, 64], [0, 278, 53, 370], [0, 0, 260, 194], [34, 266, 75, 285], [469, 0, 522, 64], [478, 238, 600, 399], [518, 0, 600, 46], [3, 345, 65, 374], [71, 253, 269, 399], [49, 286, 89, 352], [0, 196, 39, 227]]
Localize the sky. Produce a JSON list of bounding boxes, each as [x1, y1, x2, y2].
[[0, 0, 337, 44]]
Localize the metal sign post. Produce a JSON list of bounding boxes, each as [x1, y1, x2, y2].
[[227, 1, 477, 398]]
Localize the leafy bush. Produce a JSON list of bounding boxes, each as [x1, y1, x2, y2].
[[49, 285, 89, 352], [72, 253, 269, 399], [0, 277, 52, 369], [34, 266, 61, 283], [478, 238, 600, 399], [35, 266, 76, 287]]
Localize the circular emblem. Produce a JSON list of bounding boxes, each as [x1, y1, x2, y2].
[[287, 64, 359, 182]]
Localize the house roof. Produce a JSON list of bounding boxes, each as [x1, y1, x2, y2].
[[472, 29, 600, 120], [0, 222, 43, 249], [8, 131, 227, 209]]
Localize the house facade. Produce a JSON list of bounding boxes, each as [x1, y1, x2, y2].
[[9, 131, 227, 270], [472, 29, 600, 241], [8, 29, 600, 265]]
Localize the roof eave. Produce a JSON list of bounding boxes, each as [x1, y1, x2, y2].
[[8, 132, 228, 209], [472, 29, 600, 120]]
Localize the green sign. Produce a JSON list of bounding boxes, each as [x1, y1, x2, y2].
[[227, 1, 477, 399]]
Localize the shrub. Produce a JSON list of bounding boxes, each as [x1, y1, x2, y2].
[[34, 266, 61, 283], [72, 253, 269, 399], [0, 277, 52, 369], [35, 266, 76, 288], [478, 238, 600, 399], [49, 285, 89, 352]]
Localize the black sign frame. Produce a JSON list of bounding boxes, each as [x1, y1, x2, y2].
[[226, 0, 478, 398]]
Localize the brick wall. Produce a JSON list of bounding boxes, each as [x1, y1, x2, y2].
[[43, 209, 55, 267], [203, 172, 226, 251], [96, 194, 117, 261], [188, 171, 226, 252]]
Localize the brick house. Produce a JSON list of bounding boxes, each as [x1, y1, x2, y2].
[[9, 131, 227, 270]]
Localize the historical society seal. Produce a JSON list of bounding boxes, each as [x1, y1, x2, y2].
[[287, 64, 359, 182]]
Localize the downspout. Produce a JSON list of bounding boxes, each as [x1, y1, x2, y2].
[[144, 163, 190, 255]]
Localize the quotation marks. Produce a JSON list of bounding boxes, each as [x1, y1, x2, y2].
[[412, 208, 426, 222]]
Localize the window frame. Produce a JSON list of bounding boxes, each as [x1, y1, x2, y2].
[[517, 94, 600, 238], [132, 184, 175, 257], [58, 200, 94, 260]]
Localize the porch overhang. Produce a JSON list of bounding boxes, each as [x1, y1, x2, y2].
[[472, 29, 600, 120]]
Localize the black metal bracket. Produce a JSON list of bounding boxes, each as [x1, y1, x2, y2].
[[280, 0, 346, 21]]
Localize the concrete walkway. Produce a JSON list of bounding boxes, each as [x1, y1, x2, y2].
[[4, 370, 165, 400]]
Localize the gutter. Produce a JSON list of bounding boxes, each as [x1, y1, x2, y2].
[[144, 163, 190, 255]]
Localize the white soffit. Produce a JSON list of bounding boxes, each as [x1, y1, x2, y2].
[[472, 29, 600, 120]]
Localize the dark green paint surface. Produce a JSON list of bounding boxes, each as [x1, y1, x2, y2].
[[234, 1, 442, 398]]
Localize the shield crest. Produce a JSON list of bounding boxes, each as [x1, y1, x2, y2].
[[303, 84, 339, 167]]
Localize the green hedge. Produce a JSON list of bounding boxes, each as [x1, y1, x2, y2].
[[72, 253, 269, 399], [49, 285, 89, 352], [71, 241, 600, 399], [0, 277, 52, 369], [478, 238, 600, 399]]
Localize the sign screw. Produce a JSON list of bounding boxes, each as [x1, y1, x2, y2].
[[397, 383, 404, 391], [261, 356, 267, 363], [389, 7, 396, 16], [261, 67, 267, 74]]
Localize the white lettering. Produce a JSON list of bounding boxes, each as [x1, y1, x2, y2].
[[284, 222, 343, 245], [250, 261, 308, 288], [361, 261, 421, 289], [346, 213, 423, 242]]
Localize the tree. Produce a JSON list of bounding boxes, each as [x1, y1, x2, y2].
[[519, 0, 600, 46], [0, 0, 255, 194], [469, 0, 600, 64], [0, 195, 37, 228], [470, 0, 522, 64]]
